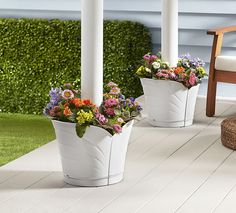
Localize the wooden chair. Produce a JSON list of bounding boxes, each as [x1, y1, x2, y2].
[[206, 26, 236, 117]]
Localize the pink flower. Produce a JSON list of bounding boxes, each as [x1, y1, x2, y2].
[[109, 87, 121, 95], [151, 55, 158, 60], [143, 54, 158, 64], [107, 82, 118, 87], [112, 124, 122, 133], [95, 113, 108, 124], [156, 72, 169, 79], [189, 73, 196, 86], [104, 98, 118, 108], [169, 72, 177, 79], [105, 108, 115, 116], [62, 89, 74, 100], [143, 54, 150, 61], [156, 72, 163, 78]]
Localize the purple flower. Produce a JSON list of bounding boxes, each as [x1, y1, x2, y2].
[[49, 88, 62, 102], [137, 105, 142, 112], [119, 94, 125, 100], [129, 97, 135, 104], [43, 102, 54, 116], [182, 61, 190, 68], [180, 53, 192, 60], [112, 124, 122, 134], [95, 113, 108, 125]]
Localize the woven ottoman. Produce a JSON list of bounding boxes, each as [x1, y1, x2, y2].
[[221, 116, 236, 150]]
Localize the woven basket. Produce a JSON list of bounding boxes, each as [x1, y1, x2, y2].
[[221, 116, 236, 150]]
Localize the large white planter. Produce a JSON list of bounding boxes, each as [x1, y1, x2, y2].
[[141, 78, 199, 127], [52, 120, 133, 187]]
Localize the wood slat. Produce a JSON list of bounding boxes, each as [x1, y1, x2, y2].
[[177, 152, 236, 213], [1, 0, 236, 15]]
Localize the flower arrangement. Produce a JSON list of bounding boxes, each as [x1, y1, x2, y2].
[[136, 53, 207, 88], [44, 82, 142, 138]]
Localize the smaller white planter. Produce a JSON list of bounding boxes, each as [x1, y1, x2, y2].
[[52, 120, 133, 187], [141, 78, 199, 127]]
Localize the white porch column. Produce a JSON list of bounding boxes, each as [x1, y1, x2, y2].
[[81, 0, 104, 106], [161, 0, 178, 67]]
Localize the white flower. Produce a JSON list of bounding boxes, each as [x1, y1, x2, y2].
[[117, 117, 124, 123], [152, 62, 161, 69], [145, 68, 151, 73]]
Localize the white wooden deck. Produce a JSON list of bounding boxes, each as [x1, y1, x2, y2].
[[1, 97, 236, 213]]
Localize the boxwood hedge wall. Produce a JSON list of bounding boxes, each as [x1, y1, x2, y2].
[[0, 18, 152, 114]]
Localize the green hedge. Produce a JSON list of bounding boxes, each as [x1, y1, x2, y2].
[[0, 18, 152, 114]]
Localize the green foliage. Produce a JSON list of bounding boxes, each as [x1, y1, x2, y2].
[[76, 123, 87, 138], [0, 18, 152, 114]]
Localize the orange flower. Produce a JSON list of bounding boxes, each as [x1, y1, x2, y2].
[[63, 106, 72, 116], [71, 98, 84, 107], [64, 102, 69, 107], [83, 99, 93, 105], [174, 67, 185, 75]]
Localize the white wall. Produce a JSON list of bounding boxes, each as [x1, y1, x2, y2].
[[0, 0, 236, 97]]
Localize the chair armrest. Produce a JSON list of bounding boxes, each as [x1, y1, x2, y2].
[[207, 26, 236, 35]]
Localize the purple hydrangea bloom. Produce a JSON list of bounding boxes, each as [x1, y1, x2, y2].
[[49, 88, 62, 104]]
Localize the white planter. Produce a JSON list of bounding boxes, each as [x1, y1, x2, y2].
[[52, 120, 133, 187], [141, 78, 199, 127]]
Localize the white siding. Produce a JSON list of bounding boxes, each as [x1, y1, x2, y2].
[[0, 0, 236, 97]]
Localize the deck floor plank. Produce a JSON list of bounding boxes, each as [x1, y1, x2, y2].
[[0, 98, 235, 213]]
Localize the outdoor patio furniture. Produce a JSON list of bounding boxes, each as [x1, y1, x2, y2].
[[221, 116, 236, 150], [206, 26, 236, 117]]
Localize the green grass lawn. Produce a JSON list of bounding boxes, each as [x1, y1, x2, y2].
[[0, 113, 55, 166]]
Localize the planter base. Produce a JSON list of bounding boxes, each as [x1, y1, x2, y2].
[[52, 120, 133, 187], [64, 173, 123, 187], [141, 78, 199, 128], [147, 118, 193, 128]]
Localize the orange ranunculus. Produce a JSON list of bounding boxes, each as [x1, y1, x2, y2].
[[71, 98, 84, 107], [63, 106, 72, 116], [174, 67, 185, 75]]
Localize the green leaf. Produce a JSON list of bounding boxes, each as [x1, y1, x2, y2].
[[75, 123, 87, 138]]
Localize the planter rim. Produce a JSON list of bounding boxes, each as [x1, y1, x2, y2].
[[140, 77, 200, 90], [52, 119, 134, 137]]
